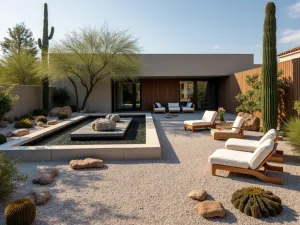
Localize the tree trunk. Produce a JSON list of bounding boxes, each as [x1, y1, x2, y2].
[[67, 77, 79, 112], [80, 89, 92, 111]]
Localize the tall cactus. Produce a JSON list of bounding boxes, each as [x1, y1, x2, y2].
[[38, 3, 54, 111], [262, 2, 277, 133]]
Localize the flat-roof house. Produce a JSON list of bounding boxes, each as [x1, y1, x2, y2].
[[53, 54, 256, 112]]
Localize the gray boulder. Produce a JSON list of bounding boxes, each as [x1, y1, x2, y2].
[[92, 118, 116, 131], [105, 114, 121, 122]]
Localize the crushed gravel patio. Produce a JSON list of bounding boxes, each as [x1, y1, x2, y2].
[[0, 113, 299, 225]]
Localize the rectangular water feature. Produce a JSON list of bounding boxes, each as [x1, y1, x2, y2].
[[69, 118, 132, 140]]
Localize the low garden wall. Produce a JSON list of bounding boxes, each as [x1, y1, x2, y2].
[[0, 84, 54, 118]]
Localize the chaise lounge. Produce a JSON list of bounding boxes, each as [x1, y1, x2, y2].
[[209, 139, 283, 185], [225, 129, 283, 162], [182, 102, 195, 113], [184, 110, 217, 132], [211, 116, 245, 140]]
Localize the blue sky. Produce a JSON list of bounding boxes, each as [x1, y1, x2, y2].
[[0, 0, 300, 63]]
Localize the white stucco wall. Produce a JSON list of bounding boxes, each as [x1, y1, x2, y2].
[[278, 51, 300, 62]]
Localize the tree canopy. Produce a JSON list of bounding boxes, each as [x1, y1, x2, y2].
[[0, 22, 38, 57], [38, 25, 141, 110]]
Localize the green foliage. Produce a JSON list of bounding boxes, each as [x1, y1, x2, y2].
[[36, 115, 47, 123], [53, 88, 69, 107], [236, 70, 287, 116], [58, 112, 68, 120], [5, 198, 36, 225], [0, 22, 38, 57], [262, 2, 278, 133], [0, 133, 7, 145], [284, 117, 300, 154], [0, 154, 27, 202], [32, 108, 48, 117], [21, 113, 33, 120], [38, 3, 55, 112], [0, 85, 19, 121], [293, 100, 300, 116], [14, 118, 33, 128], [231, 187, 282, 219], [37, 25, 141, 110], [0, 52, 40, 85]]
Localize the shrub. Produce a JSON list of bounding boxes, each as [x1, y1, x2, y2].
[[231, 187, 282, 219], [53, 88, 69, 107], [58, 112, 68, 120], [21, 113, 34, 120], [36, 115, 47, 124], [14, 118, 34, 128], [0, 133, 7, 144], [0, 85, 19, 120], [284, 117, 300, 154], [32, 108, 48, 117], [294, 100, 300, 116], [0, 154, 27, 202], [5, 198, 36, 225], [3, 116, 14, 123]]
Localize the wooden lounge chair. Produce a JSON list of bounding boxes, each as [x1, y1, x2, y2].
[[184, 110, 218, 132], [209, 139, 283, 185], [153, 102, 166, 113], [168, 103, 180, 113], [211, 116, 245, 140], [225, 129, 283, 162], [182, 102, 195, 113]]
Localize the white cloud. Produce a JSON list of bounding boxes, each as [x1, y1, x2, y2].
[[288, 1, 300, 18], [279, 29, 300, 44], [213, 45, 220, 49]]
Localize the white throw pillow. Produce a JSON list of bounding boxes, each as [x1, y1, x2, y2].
[[156, 102, 161, 108], [186, 102, 193, 108]]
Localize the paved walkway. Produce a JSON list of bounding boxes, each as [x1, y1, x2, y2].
[[0, 112, 299, 225]]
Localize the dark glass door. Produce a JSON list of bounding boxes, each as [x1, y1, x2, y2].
[[116, 81, 141, 111]]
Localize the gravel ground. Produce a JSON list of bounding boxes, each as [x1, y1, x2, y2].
[[0, 116, 299, 225]]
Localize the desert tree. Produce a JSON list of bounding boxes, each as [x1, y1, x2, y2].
[[38, 25, 141, 111], [0, 22, 38, 57]]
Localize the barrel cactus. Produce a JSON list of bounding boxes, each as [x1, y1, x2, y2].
[[0, 133, 7, 144], [5, 198, 36, 225], [262, 2, 278, 133], [231, 187, 282, 219]]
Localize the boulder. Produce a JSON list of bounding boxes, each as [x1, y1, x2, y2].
[[31, 188, 51, 205], [12, 129, 30, 137], [105, 114, 121, 122], [92, 118, 116, 131], [188, 189, 207, 201], [70, 158, 104, 169], [0, 120, 9, 128], [237, 112, 260, 131], [47, 120, 59, 125], [50, 106, 72, 117], [195, 201, 226, 218], [32, 168, 59, 185]]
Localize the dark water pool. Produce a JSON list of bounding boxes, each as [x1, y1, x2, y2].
[[23, 116, 145, 146]]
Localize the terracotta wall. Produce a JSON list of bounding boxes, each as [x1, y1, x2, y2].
[[141, 79, 180, 110], [219, 58, 300, 117]]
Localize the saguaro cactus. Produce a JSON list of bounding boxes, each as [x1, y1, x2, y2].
[[262, 2, 277, 133], [38, 3, 54, 111]]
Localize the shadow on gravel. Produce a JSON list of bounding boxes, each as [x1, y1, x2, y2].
[[204, 210, 238, 224]]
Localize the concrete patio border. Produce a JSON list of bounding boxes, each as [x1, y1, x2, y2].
[[0, 113, 161, 161]]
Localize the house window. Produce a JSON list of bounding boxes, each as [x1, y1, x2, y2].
[[180, 81, 194, 102]]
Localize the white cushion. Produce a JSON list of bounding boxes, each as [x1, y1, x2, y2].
[[169, 107, 180, 112], [225, 138, 258, 152], [231, 116, 244, 133], [168, 103, 179, 107], [202, 111, 218, 123], [259, 129, 277, 144], [248, 139, 274, 169], [156, 102, 161, 108], [211, 129, 234, 135], [184, 120, 211, 126], [182, 107, 194, 112], [154, 107, 165, 112], [209, 149, 251, 168], [186, 102, 193, 108]]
